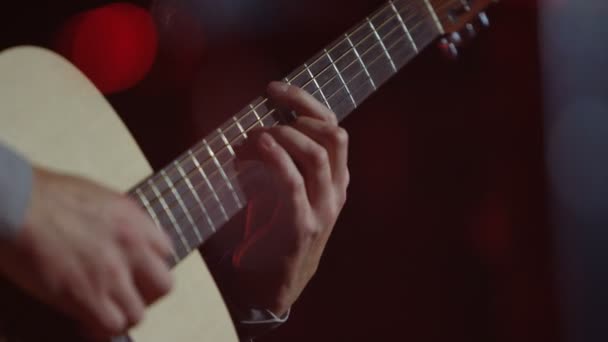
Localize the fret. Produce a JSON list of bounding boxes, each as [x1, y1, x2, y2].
[[174, 160, 215, 237], [119, 0, 451, 271], [135, 188, 162, 230], [304, 51, 340, 99], [384, 28, 418, 69], [203, 140, 243, 209], [304, 62, 332, 110], [189, 149, 229, 221], [135, 188, 180, 262], [396, 1, 440, 49], [289, 65, 313, 89], [160, 169, 202, 244], [259, 101, 280, 127], [324, 48, 357, 108], [299, 80, 319, 103], [389, 0, 418, 53], [217, 128, 235, 156], [249, 104, 264, 127], [331, 63, 376, 120], [367, 17, 397, 72], [179, 153, 227, 229], [345, 33, 376, 90], [217, 116, 245, 147], [233, 116, 247, 139], [147, 179, 190, 256], [422, 0, 445, 34]]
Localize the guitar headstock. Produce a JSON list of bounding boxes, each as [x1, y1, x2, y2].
[[431, 0, 497, 57]]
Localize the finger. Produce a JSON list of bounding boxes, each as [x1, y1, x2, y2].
[[255, 132, 310, 209], [268, 125, 332, 206], [110, 269, 146, 328], [291, 116, 349, 188], [132, 247, 174, 305], [267, 81, 337, 125], [83, 295, 127, 338], [56, 270, 126, 338]]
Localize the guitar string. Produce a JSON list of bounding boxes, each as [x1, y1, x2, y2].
[[137, 0, 459, 206], [164, 26, 438, 251], [137, 0, 441, 214], [147, 16, 441, 248], [146, 0, 457, 190], [138, 0, 458, 210], [140, 1, 459, 245]]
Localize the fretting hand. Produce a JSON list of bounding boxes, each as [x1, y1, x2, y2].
[[230, 81, 349, 316]]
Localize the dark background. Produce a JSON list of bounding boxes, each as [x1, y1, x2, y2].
[[2, 1, 560, 341]]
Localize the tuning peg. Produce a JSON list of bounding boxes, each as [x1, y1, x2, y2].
[[478, 12, 490, 27], [439, 38, 458, 59], [465, 23, 476, 38], [450, 32, 463, 44]]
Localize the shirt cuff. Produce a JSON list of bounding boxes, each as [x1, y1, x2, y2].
[[0, 143, 32, 240], [233, 307, 290, 341], [238, 307, 290, 325], [209, 250, 290, 341]]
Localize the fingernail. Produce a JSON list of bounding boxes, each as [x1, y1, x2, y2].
[[260, 132, 276, 150], [268, 81, 289, 96]]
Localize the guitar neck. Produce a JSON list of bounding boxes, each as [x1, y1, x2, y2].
[[129, 0, 446, 266]]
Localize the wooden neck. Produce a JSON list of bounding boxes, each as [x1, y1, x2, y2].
[[128, 0, 445, 266]]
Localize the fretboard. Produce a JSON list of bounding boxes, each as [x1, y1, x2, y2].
[[129, 0, 445, 266]]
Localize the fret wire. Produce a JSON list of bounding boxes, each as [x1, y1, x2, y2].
[[203, 141, 243, 209], [345, 33, 377, 90], [389, 0, 418, 53], [188, 30, 433, 212], [138, 1, 447, 214], [189, 149, 229, 221], [422, 0, 445, 33], [160, 26, 435, 230], [367, 17, 397, 72], [232, 116, 248, 139], [191, 5, 432, 177], [147, 179, 191, 252], [122, 2, 455, 269], [217, 128, 235, 156], [160, 169, 202, 244], [249, 104, 264, 127], [171, 0, 433, 177], [324, 48, 357, 107], [188, 0, 434, 163], [304, 63, 332, 110], [135, 188, 162, 229], [147, 8, 432, 222], [328, 31, 420, 111], [135, 188, 180, 262], [174, 160, 216, 234]]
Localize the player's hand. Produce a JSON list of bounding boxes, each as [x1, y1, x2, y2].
[[232, 81, 349, 316], [0, 167, 174, 339]]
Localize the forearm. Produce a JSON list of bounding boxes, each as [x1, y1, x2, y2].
[[0, 142, 32, 239]]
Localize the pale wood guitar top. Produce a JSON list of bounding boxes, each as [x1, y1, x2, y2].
[[0, 46, 238, 342]]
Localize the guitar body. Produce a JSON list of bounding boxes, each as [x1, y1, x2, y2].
[[0, 46, 238, 341]]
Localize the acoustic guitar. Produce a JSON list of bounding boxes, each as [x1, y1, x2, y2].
[[0, 0, 493, 340]]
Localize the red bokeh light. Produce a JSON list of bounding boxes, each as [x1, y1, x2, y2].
[[54, 3, 158, 94]]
